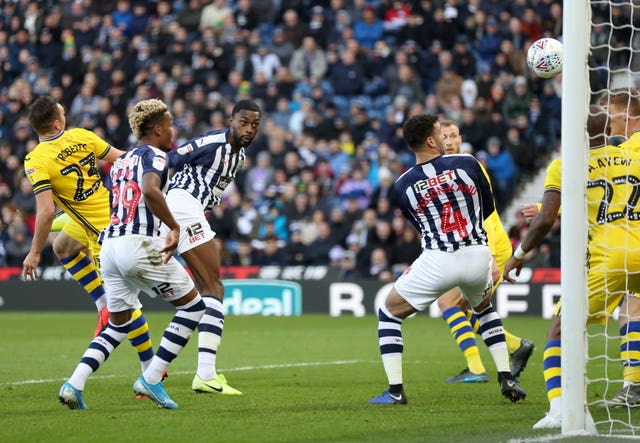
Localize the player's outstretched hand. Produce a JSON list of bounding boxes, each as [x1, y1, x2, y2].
[[503, 256, 525, 284], [22, 251, 41, 281], [521, 204, 539, 223], [160, 227, 180, 264]]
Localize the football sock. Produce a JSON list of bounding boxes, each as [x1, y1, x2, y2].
[[377, 306, 404, 386], [542, 339, 562, 414], [68, 320, 131, 390], [196, 296, 225, 381], [144, 295, 206, 384], [443, 307, 486, 374], [468, 309, 523, 354], [128, 308, 154, 372], [473, 305, 510, 373], [505, 331, 523, 355], [59, 252, 106, 311], [620, 321, 640, 383]]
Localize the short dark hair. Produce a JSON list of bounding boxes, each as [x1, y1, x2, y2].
[[588, 105, 609, 147], [28, 96, 60, 135], [232, 99, 261, 116], [602, 87, 640, 117], [402, 114, 439, 150]]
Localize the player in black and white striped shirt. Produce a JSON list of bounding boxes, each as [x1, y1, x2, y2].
[[368, 114, 526, 405], [164, 99, 261, 395], [60, 99, 205, 410]]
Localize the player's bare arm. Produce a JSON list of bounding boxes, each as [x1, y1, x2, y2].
[[22, 190, 56, 280], [140, 171, 179, 263], [503, 191, 561, 283], [101, 146, 126, 163]]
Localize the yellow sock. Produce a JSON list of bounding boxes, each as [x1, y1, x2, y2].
[[444, 307, 486, 374], [464, 348, 486, 375], [505, 330, 522, 354], [128, 308, 154, 372]]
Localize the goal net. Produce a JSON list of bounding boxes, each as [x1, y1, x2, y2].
[[564, 0, 640, 436]]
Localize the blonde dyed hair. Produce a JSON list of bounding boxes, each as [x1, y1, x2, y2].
[[128, 98, 169, 139]]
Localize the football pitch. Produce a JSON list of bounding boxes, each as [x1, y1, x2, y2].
[[0, 313, 630, 442]]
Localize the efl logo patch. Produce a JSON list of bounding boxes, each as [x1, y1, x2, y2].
[[152, 156, 166, 171]]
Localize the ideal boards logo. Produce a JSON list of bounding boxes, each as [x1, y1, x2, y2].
[[221, 279, 302, 316]]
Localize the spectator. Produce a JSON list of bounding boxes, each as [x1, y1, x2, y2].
[[281, 9, 307, 49], [251, 44, 281, 82], [269, 27, 295, 67], [230, 236, 259, 266], [389, 64, 425, 104], [11, 176, 35, 217], [306, 220, 333, 265], [307, 6, 330, 49], [383, 0, 411, 36], [200, 0, 233, 31], [289, 36, 327, 83], [452, 36, 477, 79], [337, 165, 373, 211], [4, 223, 30, 267], [390, 224, 421, 273], [477, 16, 503, 67], [485, 136, 518, 213], [285, 227, 310, 265], [246, 151, 275, 202], [255, 233, 287, 266], [367, 246, 391, 279], [329, 49, 366, 104], [354, 6, 384, 51], [503, 75, 533, 126], [234, 0, 259, 39]]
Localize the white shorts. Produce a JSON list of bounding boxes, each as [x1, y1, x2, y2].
[[100, 234, 195, 312], [394, 245, 493, 311], [162, 188, 216, 254]]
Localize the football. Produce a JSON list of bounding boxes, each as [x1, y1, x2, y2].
[[527, 37, 563, 78]]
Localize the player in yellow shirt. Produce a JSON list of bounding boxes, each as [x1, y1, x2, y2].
[[22, 96, 154, 372], [504, 103, 640, 428], [436, 120, 534, 383]]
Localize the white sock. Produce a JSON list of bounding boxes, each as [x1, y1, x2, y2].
[[196, 297, 224, 380]]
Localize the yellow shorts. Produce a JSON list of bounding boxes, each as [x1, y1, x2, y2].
[[62, 218, 103, 271], [491, 243, 512, 294], [554, 272, 640, 325]]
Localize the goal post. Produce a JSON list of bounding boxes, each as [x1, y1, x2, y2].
[[561, 0, 592, 435]]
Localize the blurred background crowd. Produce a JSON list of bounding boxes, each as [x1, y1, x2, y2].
[[0, 0, 629, 278]]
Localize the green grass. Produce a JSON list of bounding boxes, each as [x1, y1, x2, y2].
[[0, 313, 635, 442]]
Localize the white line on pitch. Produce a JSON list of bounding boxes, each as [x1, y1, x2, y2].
[[4, 360, 368, 386]]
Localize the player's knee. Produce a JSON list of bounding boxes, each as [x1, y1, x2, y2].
[[436, 296, 448, 311], [52, 234, 83, 258]]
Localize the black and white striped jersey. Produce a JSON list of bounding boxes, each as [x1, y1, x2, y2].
[[168, 129, 246, 210], [393, 154, 495, 252], [100, 145, 169, 241]]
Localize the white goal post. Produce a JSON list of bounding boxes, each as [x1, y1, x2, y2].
[[561, 0, 591, 435]]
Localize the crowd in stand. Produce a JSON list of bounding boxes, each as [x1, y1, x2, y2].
[[0, 0, 628, 278]]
